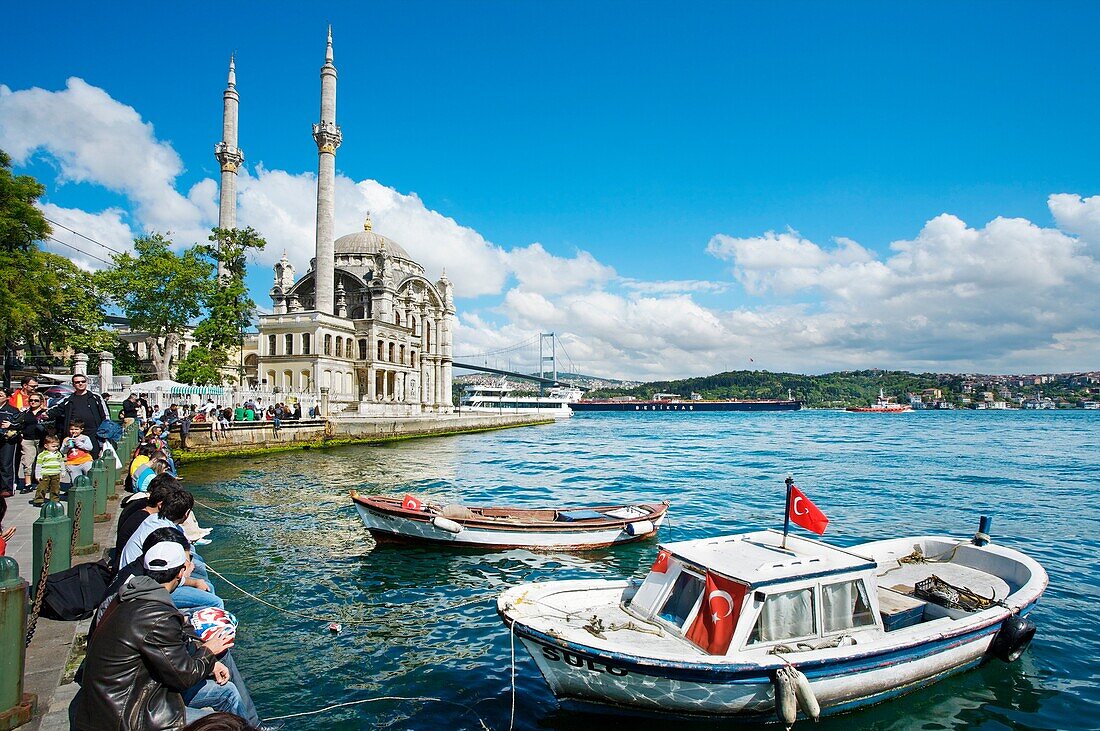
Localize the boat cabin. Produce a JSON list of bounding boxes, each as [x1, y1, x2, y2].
[[627, 529, 886, 655]]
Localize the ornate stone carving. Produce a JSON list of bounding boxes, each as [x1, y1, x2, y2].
[[215, 142, 244, 172], [312, 121, 342, 153]]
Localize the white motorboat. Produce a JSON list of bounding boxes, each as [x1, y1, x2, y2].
[[459, 380, 581, 418], [351, 492, 669, 550], [498, 518, 1046, 723]]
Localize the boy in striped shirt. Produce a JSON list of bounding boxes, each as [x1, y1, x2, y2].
[[32, 435, 63, 506]]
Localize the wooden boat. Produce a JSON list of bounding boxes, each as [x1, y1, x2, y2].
[[350, 491, 669, 550], [498, 519, 1046, 722]]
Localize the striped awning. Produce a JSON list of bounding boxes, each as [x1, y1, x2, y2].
[[169, 385, 226, 396]]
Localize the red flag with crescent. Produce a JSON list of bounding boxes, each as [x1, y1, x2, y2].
[[788, 484, 829, 535], [401, 494, 422, 511], [650, 549, 671, 573], [685, 571, 748, 655]]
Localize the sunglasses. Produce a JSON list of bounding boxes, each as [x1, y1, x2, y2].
[[73, 380, 88, 385]]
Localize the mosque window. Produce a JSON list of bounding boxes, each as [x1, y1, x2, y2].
[[302, 333, 311, 355], [377, 340, 384, 360], [399, 345, 405, 364], [388, 342, 396, 362], [335, 336, 343, 358], [268, 334, 276, 355], [324, 334, 332, 355], [411, 350, 417, 366], [358, 339, 367, 360], [285, 334, 294, 355]]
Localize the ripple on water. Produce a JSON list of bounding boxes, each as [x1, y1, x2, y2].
[[184, 410, 1100, 730]]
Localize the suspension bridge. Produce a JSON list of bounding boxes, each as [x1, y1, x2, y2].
[[453, 333, 579, 387]]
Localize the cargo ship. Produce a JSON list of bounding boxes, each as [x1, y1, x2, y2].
[[570, 391, 801, 412]]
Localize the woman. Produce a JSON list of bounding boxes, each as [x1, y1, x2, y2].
[[19, 390, 49, 494]]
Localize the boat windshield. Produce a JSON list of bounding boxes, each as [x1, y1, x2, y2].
[[657, 571, 705, 628]]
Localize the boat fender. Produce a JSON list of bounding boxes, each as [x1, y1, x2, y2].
[[990, 613, 1036, 662], [791, 667, 820, 721], [625, 520, 654, 536], [431, 516, 464, 534], [773, 666, 798, 729]]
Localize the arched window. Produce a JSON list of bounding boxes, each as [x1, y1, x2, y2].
[[426, 324, 432, 350], [388, 342, 395, 362], [335, 336, 343, 359], [268, 334, 276, 356], [324, 334, 332, 355], [399, 344, 405, 364], [302, 333, 311, 355], [411, 350, 417, 366]]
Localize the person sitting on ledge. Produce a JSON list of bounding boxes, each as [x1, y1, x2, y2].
[[73, 541, 233, 731]]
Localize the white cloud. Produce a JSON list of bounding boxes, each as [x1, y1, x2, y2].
[[38, 203, 135, 270], [0, 79, 211, 246], [5, 78, 1100, 379]]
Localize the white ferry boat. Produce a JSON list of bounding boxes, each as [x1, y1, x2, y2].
[[459, 381, 582, 418]]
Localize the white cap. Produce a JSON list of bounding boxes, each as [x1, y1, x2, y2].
[[144, 542, 188, 571]]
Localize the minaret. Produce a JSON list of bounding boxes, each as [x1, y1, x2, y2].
[[312, 26, 341, 314], [214, 54, 244, 282]]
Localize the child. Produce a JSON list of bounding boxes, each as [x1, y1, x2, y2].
[[62, 420, 95, 488], [32, 435, 63, 506]]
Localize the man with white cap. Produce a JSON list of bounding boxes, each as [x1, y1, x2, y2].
[[74, 541, 234, 730]]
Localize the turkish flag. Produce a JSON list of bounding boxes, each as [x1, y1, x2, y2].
[[401, 494, 423, 511], [685, 572, 748, 655], [650, 549, 671, 573], [788, 484, 829, 535]]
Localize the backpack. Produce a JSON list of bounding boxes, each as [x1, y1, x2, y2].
[[40, 561, 114, 621], [96, 419, 124, 443]]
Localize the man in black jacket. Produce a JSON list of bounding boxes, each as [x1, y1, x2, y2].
[[74, 541, 233, 730], [46, 374, 110, 458]]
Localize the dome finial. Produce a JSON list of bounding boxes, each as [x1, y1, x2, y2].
[[227, 53, 236, 88], [364, 210, 373, 231], [325, 24, 334, 64]]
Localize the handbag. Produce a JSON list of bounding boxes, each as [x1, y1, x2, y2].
[[40, 560, 114, 621]]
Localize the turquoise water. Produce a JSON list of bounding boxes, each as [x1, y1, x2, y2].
[[182, 411, 1099, 729]]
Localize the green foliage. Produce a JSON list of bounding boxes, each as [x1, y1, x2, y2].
[[175, 346, 225, 385], [98, 233, 212, 336], [35, 251, 112, 354], [0, 149, 50, 252], [192, 227, 265, 354], [586, 369, 962, 408]]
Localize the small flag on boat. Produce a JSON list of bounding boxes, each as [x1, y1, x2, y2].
[[401, 494, 423, 511], [685, 571, 748, 655], [650, 549, 671, 573], [786, 480, 829, 536]]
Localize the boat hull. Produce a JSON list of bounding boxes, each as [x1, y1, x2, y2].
[[352, 500, 667, 550], [571, 400, 802, 412]]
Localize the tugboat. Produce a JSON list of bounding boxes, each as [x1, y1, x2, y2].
[[846, 388, 912, 413]]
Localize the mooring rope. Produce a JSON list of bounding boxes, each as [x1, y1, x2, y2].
[[262, 694, 489, 728], [193, 499, 246, 520], [204, 564, 374, 625], [509, 619, 517, 731]]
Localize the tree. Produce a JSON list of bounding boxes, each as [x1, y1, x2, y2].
[[98, 233, 212, 380], [0, 149, 50, 252], [30, 251, 112, 356], [176, 227, 266, 385]]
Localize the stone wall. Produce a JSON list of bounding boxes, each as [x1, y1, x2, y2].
[[169, 413, 552, 461]]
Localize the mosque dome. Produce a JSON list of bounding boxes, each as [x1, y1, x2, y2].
[[333, 215, 411, 260]]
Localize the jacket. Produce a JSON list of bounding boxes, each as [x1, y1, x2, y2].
[[75, 575, 216, 731], [0, 403, 22, 444]]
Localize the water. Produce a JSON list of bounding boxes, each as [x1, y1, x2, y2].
[[181, 411, 1100, 729]]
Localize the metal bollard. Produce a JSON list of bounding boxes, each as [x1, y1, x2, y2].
[[68, 476, 98, 556], [91, 459, 109, 521], [31, 501, 72, 587], [0, 557, 37, 730]]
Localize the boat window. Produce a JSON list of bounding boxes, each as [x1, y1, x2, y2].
[[821, 579, 876, 633], [748, 588, 816, 644], [657, 571, 704, 628]]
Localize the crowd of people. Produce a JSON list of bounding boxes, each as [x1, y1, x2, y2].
[[120, 393, 320, 442], [0, 374, 275, 730]]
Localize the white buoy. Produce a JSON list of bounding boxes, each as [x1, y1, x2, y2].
[[791, 666, 820, 721], [431, 516, 464, 534], [774, 667, 798, 729]]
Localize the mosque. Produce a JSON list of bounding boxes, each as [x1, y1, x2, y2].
[[216, 29, 455, 415]]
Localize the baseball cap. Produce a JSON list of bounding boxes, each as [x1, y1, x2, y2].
[[144, 542, 188, 571]]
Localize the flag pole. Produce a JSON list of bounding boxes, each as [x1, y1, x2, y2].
[[782, 475, 794, 549]]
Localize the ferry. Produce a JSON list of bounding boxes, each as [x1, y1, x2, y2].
[[846, 389, 912, 413], [459, 381, 582, 418], [572, 390, 801, 413]]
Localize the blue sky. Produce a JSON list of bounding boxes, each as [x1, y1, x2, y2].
[[3, 2, 1099, 378]]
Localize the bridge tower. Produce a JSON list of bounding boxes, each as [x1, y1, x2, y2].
[[539, 332, 557, 384]]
